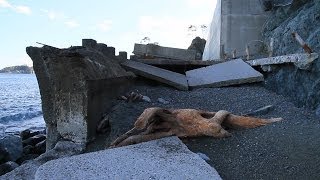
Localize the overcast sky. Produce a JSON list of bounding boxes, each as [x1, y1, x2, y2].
[[0, 0, 216, 69]]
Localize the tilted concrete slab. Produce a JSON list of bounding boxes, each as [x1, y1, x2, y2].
[[246, 53, 319, 70], [133, 43, 197, 60], [35, 137, 221, 180], [186, 59, 264, 88], [122, 60, 189, 91]]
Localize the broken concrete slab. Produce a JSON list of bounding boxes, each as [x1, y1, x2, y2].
[[35, 137, 221, 180], [186, 59, 264, 88], [133, 58, 222, 66], [246, 53, 319, 70], [122, 60, 189, 91], [133, 43, 197, 60]]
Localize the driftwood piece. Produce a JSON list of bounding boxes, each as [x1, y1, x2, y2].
[[110, 108, 282, 147]]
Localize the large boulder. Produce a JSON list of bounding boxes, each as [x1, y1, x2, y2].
[[0, 135, 23, 163], [26, 39, 134, 151]]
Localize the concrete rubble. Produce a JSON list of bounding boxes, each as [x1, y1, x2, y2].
[[186, 59, 264, 88], [35, 137, 221, 180]]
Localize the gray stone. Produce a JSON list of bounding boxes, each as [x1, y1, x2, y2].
[[157, 98, 169, 105], [22, 134, 46, 147], [142, 96, 151, 103], [26, 43, 134, 150], [0, 141, 84, 180], [186, 59, 264, 88], [0, 161, 19, 176], [0, 135, 23, 162], [133, 43, 197, 60], [196, 152, 211, 161], [246, 53, 319, 70], [35, 137, 221, 180], [122, 60, 189, 91]]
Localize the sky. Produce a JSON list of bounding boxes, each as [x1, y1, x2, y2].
[[0, 0, 217, 69]]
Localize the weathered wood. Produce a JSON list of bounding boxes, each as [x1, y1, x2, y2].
[[110, 107, 282, 147]]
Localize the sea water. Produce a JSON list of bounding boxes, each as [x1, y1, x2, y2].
[[0, 73, 45, 136]]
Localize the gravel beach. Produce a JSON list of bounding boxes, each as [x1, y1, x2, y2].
[[88, 81, 320, 179]]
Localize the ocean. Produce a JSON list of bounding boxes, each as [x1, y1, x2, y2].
[[0, 73, 45, 136]]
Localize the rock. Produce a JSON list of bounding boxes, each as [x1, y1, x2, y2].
[[96, 116, 110, 134], [16, 154, 39, 165], [262, 0, 320, 56], [26, 40, 134, 151], [0, 135, 23, 162], [34, 140, 46, 154], [23, 145, 34, 155], [188, 36, 206, 60], [196, 152, 211, 161], [20, 129, 41, 141], [245, 105, 275, 116], [142, 96, 151, 103], [22, 134, 46, 147], [157, 98, 169, 104], [0, 161, 19, 176], [1, 141, 85, 180]]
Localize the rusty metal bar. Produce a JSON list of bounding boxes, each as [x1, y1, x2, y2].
[[292, 32, 312, 54]]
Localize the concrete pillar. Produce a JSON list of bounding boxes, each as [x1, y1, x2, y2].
[[118, 51, 127, 61]]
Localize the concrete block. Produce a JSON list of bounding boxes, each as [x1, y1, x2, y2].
[[133, 44, 197, 60], [186, 59, 264, 88], [82, 39, 97, 49], [35, 137, 221, 180], [122, 60, 189, 91]]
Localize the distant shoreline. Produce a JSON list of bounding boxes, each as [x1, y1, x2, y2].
[[0, 65, 34, 74]]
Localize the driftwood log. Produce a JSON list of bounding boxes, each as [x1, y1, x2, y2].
[[110, 108, 282, 147]]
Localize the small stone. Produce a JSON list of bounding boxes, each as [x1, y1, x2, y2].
[[196, 152, 210, 161], [142, 96, 151, 103], [0, 161, 19, 176], [157, 98, 169, 104]]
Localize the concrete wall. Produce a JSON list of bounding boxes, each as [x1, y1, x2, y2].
[[203, 0, 269, 60]]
